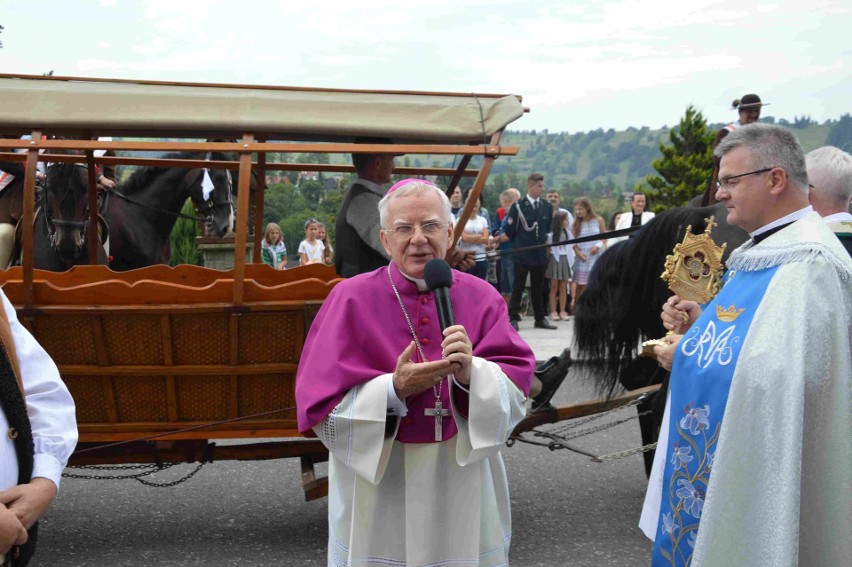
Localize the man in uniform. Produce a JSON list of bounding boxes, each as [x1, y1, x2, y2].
[[642, 124, 851, 566], [505, 173, 556, 330]]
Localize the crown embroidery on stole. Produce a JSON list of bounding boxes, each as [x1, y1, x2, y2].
[[716, 304, 745, 322]]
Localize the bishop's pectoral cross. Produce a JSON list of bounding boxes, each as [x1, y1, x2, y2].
[[424, 400, 451, 441]]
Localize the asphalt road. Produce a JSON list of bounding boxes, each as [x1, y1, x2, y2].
[[35, 318, 655, 566]]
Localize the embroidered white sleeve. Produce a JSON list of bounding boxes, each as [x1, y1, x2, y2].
[[452, 357, 526, 467], [312, 373, 399, 485]]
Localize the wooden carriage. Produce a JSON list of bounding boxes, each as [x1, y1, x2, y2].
[[0, 73, 525, 499]]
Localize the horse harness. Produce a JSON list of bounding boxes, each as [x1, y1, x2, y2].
[[98, 165, 233, 224], [40, 163, 105, 252]]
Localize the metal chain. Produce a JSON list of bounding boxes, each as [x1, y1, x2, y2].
[[63, 461, 205, 487], [510, 394, 658, 462], [546, 397, 645, 437], [537, 409, 652, 442], [387, 267, 443, 399], [593, 442, 658, 462]]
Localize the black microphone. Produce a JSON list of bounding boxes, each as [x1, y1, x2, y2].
[[423, 258, 454, 330]]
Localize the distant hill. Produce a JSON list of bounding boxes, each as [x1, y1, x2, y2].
[[398, 117, 836, 199]]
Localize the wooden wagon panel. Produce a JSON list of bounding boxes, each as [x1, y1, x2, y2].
[[0, 263, 341, 442], [30, 316, 100, 364]]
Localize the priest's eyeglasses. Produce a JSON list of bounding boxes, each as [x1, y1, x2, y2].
[[386, 222, 448, 237], [716, 167, 775, 190]]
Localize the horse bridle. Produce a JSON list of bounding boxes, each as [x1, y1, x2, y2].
[[42, 163, 90, 252], [197, 153, 235, 227]]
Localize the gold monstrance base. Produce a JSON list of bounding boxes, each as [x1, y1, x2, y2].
[[640, 216, 726, 359]]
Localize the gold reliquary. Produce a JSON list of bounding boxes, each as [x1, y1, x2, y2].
[[640, 216, 726, 358]]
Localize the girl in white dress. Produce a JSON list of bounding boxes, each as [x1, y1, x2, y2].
[[298, 218, 326, 266]]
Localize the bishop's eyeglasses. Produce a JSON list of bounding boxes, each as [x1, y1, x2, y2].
[[385, 221, 448, 237], [716, 167, 776, 191]]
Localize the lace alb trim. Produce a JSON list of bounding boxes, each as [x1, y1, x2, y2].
[[320, 402, 343, 455], [728, 241, 852, 280]]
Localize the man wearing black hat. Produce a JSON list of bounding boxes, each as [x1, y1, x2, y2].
[[705, 94, 767, 205], [335, 138, 399, 278]]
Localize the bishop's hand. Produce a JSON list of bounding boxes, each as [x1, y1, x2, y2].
[[392, 341, 455, 399], [441, 325, 473, 385]]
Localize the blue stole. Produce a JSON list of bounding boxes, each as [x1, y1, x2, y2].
[[651, 266, 778, 566]]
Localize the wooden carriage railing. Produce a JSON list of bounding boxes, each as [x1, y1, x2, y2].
[[0, 74, 527, 499]]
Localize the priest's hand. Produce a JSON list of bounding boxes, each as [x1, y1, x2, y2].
[[662, 295, 702, 334], [442, 325, 473, 385], [393, 341, 456, 399], [652, 334, 683, 372], [0, 504, 27, 555], [0, 477, 57, 530]]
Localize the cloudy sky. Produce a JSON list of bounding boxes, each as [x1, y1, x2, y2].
[[1, 0, 849, 132]]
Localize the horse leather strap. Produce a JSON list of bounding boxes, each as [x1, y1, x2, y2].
[[0, 304, 24, 395]]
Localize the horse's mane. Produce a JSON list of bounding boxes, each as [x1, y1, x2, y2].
[[573, 206, 723, 398], [120, 151, 238, 194]]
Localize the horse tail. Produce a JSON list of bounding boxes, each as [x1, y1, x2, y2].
[[573, 206, 718, 398]]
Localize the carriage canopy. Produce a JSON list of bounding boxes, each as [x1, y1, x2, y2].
[[0, 74, 524, 142]]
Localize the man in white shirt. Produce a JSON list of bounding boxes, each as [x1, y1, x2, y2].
[[806, 145, 852, 255], [0, 289, 77, 565]]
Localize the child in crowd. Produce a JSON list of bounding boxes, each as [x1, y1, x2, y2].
[[261, 222, 287, 270], [491, 188, 521, 302], [457, 190, 490, 280], [299, 218, 326, 266], [317, 222, 334, 264], [608, 211, 623, 232], [547, 210, 571, 320], [571, 197, 606, 312]]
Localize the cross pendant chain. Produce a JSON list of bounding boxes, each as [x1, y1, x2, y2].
[[424, 400, 451, 441]]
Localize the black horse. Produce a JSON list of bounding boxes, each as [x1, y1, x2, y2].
[[574, 202, 749, 395], [33, 162, 109, 271], [102, 152, 235, 271], [572, 203, 749, 473]]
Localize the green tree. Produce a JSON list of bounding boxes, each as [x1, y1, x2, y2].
[[169, 200, 203, 266], [827, 114, 852, 152], [641, 105, 714, 212], [300, 178, 325, 207]]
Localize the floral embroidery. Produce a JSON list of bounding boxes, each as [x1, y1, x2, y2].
[[670, 443, 693, 471], [658, 403, 721, 564], [676, 479, 704, 518], [662, 513, 679, 538], [680, 404, 710, 435]]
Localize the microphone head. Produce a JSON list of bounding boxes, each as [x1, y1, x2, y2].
[[423, 258, 453, 290]]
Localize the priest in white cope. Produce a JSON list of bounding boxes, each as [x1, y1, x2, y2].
[[642, 124, 851, 567], [296, 179, 535, 567]]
